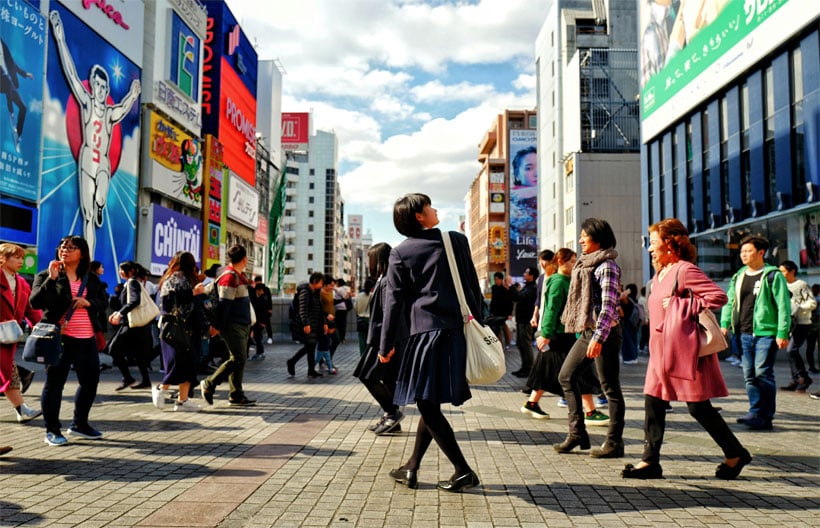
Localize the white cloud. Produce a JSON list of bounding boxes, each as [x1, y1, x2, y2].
[[411, 80, 496, 103]]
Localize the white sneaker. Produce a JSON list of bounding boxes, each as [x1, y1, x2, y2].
[[266, 338, 273, 345], [151, 384, 167, 409], [174, 400, 201, 412], [16, 403, 42, 423]]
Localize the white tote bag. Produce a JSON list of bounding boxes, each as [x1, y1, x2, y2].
[[127, 281, 160, 328], [441, 232, 506, 385]]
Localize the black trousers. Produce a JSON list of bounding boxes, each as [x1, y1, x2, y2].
[[787, 324, 811, 380], [559, 325, 624, 443], [290, 340, 317, 372], [642, 394, 745, 464]]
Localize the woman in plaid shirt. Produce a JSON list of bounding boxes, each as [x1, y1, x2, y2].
[[554, 218, 626, 459]]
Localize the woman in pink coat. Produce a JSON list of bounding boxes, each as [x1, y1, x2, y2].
[[1, 243, 42, 423], [622, 219, 751, 480]]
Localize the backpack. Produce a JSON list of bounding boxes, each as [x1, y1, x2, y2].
[[627, 299, 641, 328], [633, 300, 648, 326], [201, 270, 237, 325], [288, 289, 305, 343]]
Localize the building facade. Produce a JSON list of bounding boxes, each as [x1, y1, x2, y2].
[[469, 110, 538, 290], [639, 0, 820, 282], [280, 128, 343, 294], [535, 0, 643, 286]]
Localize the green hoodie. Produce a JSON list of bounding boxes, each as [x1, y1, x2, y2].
[[719, 264, 791, 340]]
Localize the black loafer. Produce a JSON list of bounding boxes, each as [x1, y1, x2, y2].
[[622, 462, 663, 479], [553, 434, 591, 453], [716, 449, 752, 480], [389, 468, 418, 489], [437, 470, 479, 492]]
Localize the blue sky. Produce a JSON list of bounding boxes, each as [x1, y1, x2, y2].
[[227, 0, 549, 247]]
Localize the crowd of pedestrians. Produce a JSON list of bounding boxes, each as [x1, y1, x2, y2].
[[1, 204, 817, 491]]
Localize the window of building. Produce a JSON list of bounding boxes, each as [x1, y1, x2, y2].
[[308, 225, 314, 232], [763, 64, 776, 211], [309, 182, 314, 190], [565, 206, 574, 226], [702, 110, 711, 224], [307, 253, 313, 261], [740, 82, 751, 215], [309, 197, 314, 204], [791, 46, 806, 205], [720, 96, 730, 221], [308, 239, 314, 246], [672, 130, 679, 218], [309, 211, 314, 217], [309, 169, 315, 176], [528, 115, 537, 128], [565, 171, 574, 193]]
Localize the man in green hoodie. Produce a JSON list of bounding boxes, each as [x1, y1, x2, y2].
[[720, 236, 791, 430]]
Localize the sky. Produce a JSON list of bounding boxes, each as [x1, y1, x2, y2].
[[226, 0, 549, 247]]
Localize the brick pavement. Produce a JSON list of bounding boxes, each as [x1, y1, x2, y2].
[[1, 339, 818, 527]]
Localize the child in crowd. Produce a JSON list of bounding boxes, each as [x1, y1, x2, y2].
[[315, 318, 337, 374]]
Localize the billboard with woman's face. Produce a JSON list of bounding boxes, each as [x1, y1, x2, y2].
[[509, 130, 538, 278]]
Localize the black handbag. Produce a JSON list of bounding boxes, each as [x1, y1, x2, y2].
[[22, 275, 89, 366], [22, 322, 63, 365], [160, 313, 193, 352]]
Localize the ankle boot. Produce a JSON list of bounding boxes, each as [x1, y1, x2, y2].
[[553, 433, 591, 453]]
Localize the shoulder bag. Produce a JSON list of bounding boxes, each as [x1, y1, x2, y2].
[[0, 320, 24, 344], [22, 275, 88, 365], [127, 281, 160, 328], [441, 231, 506, 385], [672, 267, 727, 357]]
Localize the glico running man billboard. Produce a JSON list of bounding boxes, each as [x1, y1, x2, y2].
[[40, 4, 141, 288]]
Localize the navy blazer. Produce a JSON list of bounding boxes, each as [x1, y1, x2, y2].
[[380, 228, 483, 354]]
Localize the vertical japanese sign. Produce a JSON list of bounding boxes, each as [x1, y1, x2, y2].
[[509, 130, 538, 278], [40, 4, 141, 288], [203, 134, 224, 270], [0, 2, 45, 202]]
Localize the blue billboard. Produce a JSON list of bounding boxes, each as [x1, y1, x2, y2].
[[0, 1, 46, 202]]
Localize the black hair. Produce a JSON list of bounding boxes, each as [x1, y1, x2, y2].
[[57, 236, 91, 277], [322, 273, 335, 286], [368, 243, 392, 278], [204, 263, 220, 278], [309, 271, 324, 285], [119, 261, 138, 278], [253, 275, 262, 282], [363, 277, 376, 294], [580, 218, 617, 250], [539, 249, 555, 262], [781, 260, 798, 274], [227, 244, 246, 264], [393, 193, 431, 237], [625, 283, 638, 299], [739, 235, 769, 253], [336, 278, 346, 287], [493, 271, 504, 280], [90, 260, 103, 274]]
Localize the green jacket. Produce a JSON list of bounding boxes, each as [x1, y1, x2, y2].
[[719, 264, 791, 340]]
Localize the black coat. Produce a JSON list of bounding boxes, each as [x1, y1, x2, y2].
[[380, 228, 483, 354], [30, 271, 107, 332], [296, 283, 324, 342]]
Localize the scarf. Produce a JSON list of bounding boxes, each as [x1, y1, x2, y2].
[[561, 248, 618, 333]]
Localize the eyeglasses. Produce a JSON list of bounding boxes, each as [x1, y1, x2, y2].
[[60, 245, 78, 252]]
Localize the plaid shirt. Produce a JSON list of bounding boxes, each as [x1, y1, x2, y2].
[[592, 259, 621, 343]]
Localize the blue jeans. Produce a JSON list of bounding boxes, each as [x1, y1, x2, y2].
[[738, 333, 778, 422], [41, 336, 100, 434]]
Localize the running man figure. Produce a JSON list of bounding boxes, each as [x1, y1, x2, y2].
[[49, 11, 141, 257]]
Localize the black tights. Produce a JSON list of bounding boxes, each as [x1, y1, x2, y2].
[[401, 400, 470, 476], [361, 379, 399, 416]]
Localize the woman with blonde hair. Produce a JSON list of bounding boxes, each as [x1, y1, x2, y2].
[[622, 218, 751, 480], [0, 243, 42, 423]]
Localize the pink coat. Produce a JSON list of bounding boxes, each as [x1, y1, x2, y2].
[[643, 261, 729, 402], [1, 272, 41, 392]]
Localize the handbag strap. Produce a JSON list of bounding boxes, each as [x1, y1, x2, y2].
[[440, 231, 472, 323], [63, 274, 89, 324]]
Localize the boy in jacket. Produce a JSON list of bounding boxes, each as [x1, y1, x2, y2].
[[720, 236, 791, 430]]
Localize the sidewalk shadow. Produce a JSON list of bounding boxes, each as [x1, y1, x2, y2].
[[0, 501, 42, 526], [495, 481, 819, 514]]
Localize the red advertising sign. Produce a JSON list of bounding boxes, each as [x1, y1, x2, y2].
[[281, 112, 309, 151], [218, 56, 256, 185]]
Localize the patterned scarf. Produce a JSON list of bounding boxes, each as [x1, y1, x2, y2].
[[561, 248, 618, 333]]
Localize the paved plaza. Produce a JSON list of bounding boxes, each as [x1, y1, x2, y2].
[[1, 338, 818, 527]]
